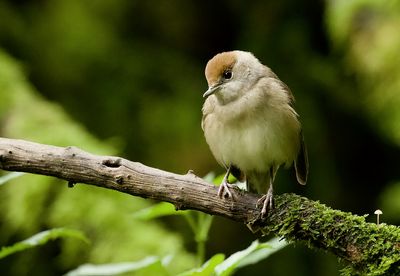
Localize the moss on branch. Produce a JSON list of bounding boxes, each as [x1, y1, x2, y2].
[[262, 194, 400, 275]]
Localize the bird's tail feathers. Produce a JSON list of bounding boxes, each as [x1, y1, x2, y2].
[[294, 130, 308, 185]]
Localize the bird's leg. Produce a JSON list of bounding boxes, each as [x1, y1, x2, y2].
[[217, 165, 234, 199], [256, 177, 275, 218]]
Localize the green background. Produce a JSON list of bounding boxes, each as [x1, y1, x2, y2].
[[1, 0, 400, 275]]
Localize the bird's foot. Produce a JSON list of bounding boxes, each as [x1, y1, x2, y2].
[[256, 189, 274, 218], [217, 180, 234, 199]]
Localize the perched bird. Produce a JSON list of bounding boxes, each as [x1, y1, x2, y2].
[[201, 50, 308, 217]]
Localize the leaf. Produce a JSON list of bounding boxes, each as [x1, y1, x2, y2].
[[196, 213, 214, 242], [132, 202, 189, 220], [64, 256, 171, 276], [237, 237, 288, 268], [0, 172, 25, 186], [202, 172, 216, 183], [211, 173, 246, 190], [178, 254, 225, 276], [0, 228, 88, 259], [214, 240, 260, 276], [214, 238, 288, 276], [212, 173, 235, 185]]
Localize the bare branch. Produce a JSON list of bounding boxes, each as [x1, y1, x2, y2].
[[0, 137, 399, 275]]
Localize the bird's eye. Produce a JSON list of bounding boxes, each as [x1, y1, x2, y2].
[[223, 70, 232, 80]]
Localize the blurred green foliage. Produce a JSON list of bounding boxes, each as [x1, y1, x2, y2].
[[0, 0, 400, 275], [327, 0, 400, 144], [0, 228, 88, 260], [0, 48, 195, 275]]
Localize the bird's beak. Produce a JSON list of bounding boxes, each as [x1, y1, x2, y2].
[[203, 85, 219, 98]]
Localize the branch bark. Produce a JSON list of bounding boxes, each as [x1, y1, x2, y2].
[[0, 137, 399, 275]]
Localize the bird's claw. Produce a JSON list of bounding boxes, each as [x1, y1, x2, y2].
[[256, 191, 274, 218], [217, 180, 234, 199]]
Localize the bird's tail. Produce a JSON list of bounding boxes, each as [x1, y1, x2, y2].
[[294, 130, 308, 185]]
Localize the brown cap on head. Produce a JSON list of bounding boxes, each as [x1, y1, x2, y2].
[[205, 52, 237, 87]]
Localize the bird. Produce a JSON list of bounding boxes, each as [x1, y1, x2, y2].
[[201, 50, 308, 217]]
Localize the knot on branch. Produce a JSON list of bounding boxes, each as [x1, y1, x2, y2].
[[0, 149, 13, 168], [102, 158, 122, 168]]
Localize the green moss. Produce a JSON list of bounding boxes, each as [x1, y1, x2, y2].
[[261, 193, 400, 275]]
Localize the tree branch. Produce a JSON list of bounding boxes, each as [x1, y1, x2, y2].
[[0, 137, 399, 275]]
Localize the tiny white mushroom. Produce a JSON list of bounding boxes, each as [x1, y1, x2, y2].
[[374, 209, 383, 225]]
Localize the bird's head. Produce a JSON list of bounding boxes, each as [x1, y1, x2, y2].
[[203, 50, 266, 105]]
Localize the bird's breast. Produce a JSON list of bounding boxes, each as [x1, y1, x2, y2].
[[202, 100, 300, 173]]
